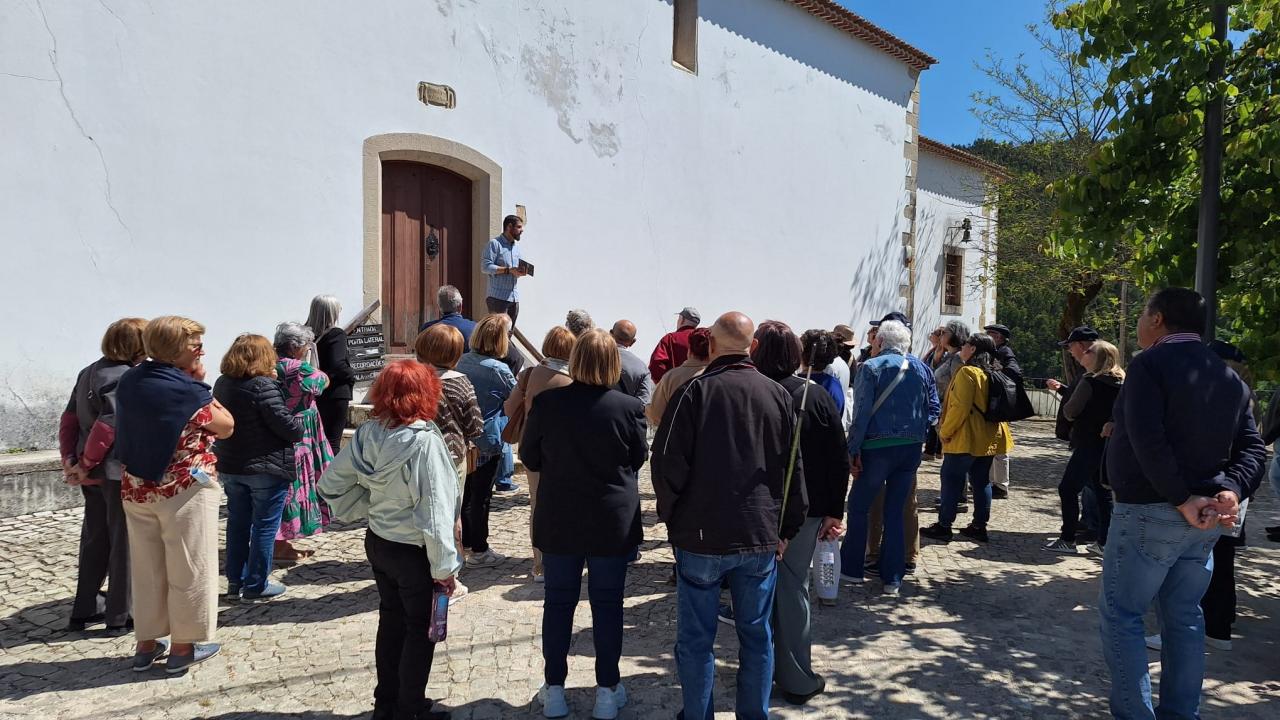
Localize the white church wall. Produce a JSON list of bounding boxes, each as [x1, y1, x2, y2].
[[913, 150, 998, 350], [0, 0, 919, 448]]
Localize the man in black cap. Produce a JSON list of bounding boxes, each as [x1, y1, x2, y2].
[[983, 323, 1020, 499], [860, 312, 911, 365], [1044, 326, 1103, 549]]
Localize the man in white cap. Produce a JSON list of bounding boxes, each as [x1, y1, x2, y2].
[[648, 307, 701, 384]]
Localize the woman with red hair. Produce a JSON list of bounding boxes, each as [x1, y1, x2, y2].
[[319, 360, 460, 720]]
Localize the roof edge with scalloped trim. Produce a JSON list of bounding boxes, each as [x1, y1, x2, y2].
[[781, 1, 937, 71], [919, 136, 1011, 180]]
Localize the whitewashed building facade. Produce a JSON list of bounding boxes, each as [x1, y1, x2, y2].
[[0, 0, 1000, 448]]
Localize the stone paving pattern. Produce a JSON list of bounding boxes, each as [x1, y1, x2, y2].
[[1, 421, 1277, 719]]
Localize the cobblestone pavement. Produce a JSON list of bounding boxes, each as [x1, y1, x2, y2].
[[2, 421, 1277, 719]]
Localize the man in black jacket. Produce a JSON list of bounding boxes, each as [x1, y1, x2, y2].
[[1100, 288, 1266, 719], [652, 311, 806, 720]]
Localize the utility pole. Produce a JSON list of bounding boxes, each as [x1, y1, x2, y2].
[[1194, 1, 1228, 340], [1118, 280, 1128, 359]]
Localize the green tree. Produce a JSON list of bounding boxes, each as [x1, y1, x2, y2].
[[965, 0, 1135, 380], [1053, 0, 1280, 375]]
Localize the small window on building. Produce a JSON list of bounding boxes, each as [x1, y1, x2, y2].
[[673, 0, 698, 74], [942, 248, 965, 315]]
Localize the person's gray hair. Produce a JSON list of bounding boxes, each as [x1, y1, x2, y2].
[[944, 320, 971, 349], [305, 295, 341, 338], [437, 285, 463, 314], [274, 321, 315, 355], [876, 320, 911, 354], [565, 309, 594, 337]]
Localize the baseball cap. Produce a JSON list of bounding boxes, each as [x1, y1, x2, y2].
[[869, 311, 912, 329], [984, 323, 1013, 340], [832, 324, 858, 346], [1056, 326, 1100, 347], [677, 307, 701, 324]]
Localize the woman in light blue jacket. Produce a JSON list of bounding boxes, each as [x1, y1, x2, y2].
[[319, 360, 460, 720], [455, 313, 518, 567]]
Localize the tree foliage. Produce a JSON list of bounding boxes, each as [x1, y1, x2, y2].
[[966, 1, 1135, 380], [1053, 0, 1280, 375]]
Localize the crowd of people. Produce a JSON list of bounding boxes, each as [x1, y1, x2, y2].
[[54, 267, 1274, 719]]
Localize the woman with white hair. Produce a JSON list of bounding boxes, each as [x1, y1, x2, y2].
[[839, 319, 939, 595], [306, 295, 355, 453], [274, 321, 334, 563]]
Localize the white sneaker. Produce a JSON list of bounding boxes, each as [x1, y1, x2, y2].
[[882, 582, 901, 596], [1206, 636, 1233, 651], [1145, 634, 1162, 651], [448, 581, 469, 605], [591, 683, 628, 719], [839, 573, 866, 585], [1084, 543, 1105, 557], [466, 549, 506, 567], [538, 684, 569, 718]]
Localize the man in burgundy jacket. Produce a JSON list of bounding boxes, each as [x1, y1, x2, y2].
[[648, 307, 700, 383]]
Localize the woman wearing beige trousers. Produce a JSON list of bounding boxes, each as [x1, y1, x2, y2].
[[504, 325, 575, 582], [115, 316, 234, 673]]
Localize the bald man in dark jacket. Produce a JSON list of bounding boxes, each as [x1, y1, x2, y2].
[[651, 311, 805, 720]]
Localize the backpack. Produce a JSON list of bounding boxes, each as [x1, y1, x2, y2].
[[978, 368, 1035, 423]]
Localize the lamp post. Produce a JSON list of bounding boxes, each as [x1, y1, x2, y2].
[[1194, 1, 1228, 340]]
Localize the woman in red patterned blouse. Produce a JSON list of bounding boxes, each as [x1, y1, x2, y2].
[[116, 316, 234, 675]]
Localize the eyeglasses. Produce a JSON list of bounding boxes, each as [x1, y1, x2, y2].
[[189, 342, 205, 356]]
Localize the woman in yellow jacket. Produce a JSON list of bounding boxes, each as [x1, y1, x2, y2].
[[921, 334, 1014, 543]]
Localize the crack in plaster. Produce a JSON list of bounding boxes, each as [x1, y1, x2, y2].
[[34, 0, 134, 244], [0, 72, 56, 82]]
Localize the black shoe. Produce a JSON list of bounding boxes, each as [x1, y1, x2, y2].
[[1264, 525, 1280, 535], [782, 675, 827, 705], [991, 486, 1009, 500], [105, 618, 134, 635], [66, 613, 105, 632], [920, 523, 953, 542], [959, 525, 990, 543]]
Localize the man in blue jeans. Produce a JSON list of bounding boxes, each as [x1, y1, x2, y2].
[[1101, 287, 1266, 719], [651, 312, 807, 720]]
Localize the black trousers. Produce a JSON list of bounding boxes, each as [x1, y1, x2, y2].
[[365, 530, 438, 719], [316, 397, 349, 453], [924, 427, 942, 456], [1201, 537, 1237, 641], [461, 457, 500, 553], [72, 480, 130, 626], [484, 297, 520, 328], [1058, 443, 1104, 542]]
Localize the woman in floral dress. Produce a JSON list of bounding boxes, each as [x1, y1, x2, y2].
[[273, 322, 334, 563]]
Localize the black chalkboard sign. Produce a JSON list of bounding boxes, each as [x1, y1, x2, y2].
[[348, 324, 386, 384]]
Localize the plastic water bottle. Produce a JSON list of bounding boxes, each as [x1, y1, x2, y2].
[[1223, 498, 1249, 539], [189, 467, 215, 486], [812, 539, 840, 606], [428, 582, 450, 642]]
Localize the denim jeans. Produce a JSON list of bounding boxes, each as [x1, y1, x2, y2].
[[938, 454, 994, 529], [222, 471, 290, 593], [541, 552, 628, 687], [1270, 442, 1280, 498], [841, 444, 923, 585], [461, 457, 499, 552], [1058, 444, 1104, 541], [1100, 502, 1221, 720], [675, 549, 777, 720]]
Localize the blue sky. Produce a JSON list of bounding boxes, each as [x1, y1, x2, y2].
[[845, 1, 1050, 146]]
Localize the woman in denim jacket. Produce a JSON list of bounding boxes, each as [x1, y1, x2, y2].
[[455, 313, 517, 567], [839, 320, 940, 595]]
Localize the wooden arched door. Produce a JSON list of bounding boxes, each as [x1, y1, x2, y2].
[[381, 161, 473, 352]]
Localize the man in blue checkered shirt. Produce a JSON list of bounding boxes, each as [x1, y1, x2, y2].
[[482, 215, 529, 326]]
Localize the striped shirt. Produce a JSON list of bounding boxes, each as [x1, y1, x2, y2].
[[1152, 332, 1203, 347]]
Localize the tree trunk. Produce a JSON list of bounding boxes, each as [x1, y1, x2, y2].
[[1059, 278, 1104, 383]]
